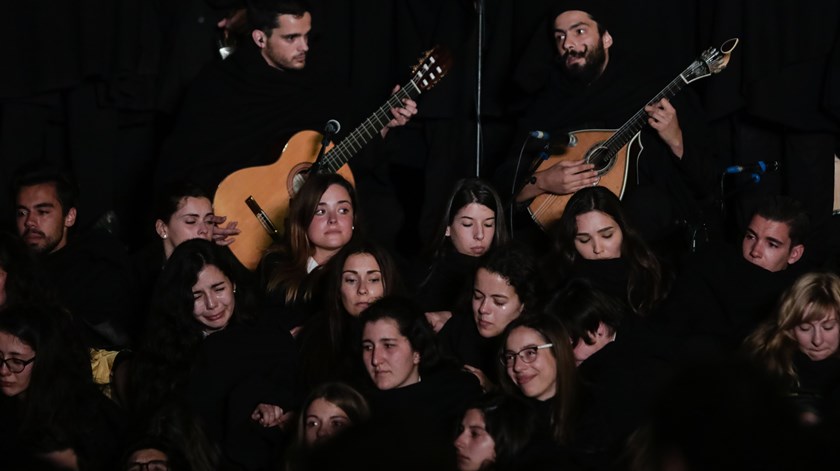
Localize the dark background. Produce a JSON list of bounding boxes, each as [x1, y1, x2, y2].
[[1, 0, 838, 263]]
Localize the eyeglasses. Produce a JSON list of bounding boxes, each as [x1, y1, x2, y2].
[[0, 356, 35, 374], [126, 460, 170, 471], [500, 344, 553, 367]]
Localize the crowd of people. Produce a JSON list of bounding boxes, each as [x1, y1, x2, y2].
[[1, 0, 839, 470]]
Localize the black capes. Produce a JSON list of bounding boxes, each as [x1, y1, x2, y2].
[[156, 41, 341, 194]]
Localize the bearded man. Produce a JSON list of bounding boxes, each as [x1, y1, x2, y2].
[[501, 4, 718, 254]]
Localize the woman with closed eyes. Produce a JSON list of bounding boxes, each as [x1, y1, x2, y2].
[[412, 178, 510, 335], [744, 271, 840, 425], [551, 186, 668, 316]]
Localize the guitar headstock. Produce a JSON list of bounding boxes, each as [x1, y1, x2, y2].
[[410, 46, 453, 92], [684, 38, 739, 84]]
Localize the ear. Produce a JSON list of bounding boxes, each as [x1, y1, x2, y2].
[[787, 244, 805, 266], [155, 219, 167, 239], [602, 31, 613, 49], [252, 30, 267, 49], [445, 226, 451, 237], [412, 351, 421, 365], [64, 208, 77, 228]]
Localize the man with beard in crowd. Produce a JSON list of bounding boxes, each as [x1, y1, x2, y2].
[[499, 3, 717, 256]]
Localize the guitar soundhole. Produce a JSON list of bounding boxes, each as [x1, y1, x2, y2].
[[585, 144, 616, 176], [287, 163, 313, 197]]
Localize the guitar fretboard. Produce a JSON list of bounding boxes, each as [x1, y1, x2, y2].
[[601, 59, 710, 155], [316, 76, 427, 174]]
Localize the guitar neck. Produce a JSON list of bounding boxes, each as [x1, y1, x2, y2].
[[317, 80, 424, 174], [603, 59, 706, 153]]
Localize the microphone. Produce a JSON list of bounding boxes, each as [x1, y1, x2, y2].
[[528, 130, 578, 148], [324, 119, 341, 135], [724, 160, 781, 175], [314, 119, 341, 172]]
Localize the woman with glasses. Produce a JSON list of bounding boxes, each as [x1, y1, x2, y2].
[[124, 239, 299, 470], [498, 316, 579, 448], [0, 303, 126, 469]]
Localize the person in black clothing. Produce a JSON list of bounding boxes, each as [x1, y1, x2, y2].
[[155, 0, 417, 195], [414, 178, 509, 334], [13, 170, 134, 350], [343, 296, 482, 468], [500, 4, 717, 252], [0, 304, 126, 470], [438, 242, 542, 391], [550, 279, 676, 469], [744, 271, 840, 426], [550, 186, 670, 317], [123, 239, 298, 470], [296, 237, 403, 391], [660, 196, 810, 355]]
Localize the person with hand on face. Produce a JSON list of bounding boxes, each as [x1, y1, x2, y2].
[[744, 272, 840, 426], [413, 178, 509, 335]]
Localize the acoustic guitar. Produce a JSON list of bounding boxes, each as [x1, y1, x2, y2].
[[528, 38, 739, 229], [214, 47, 452, 270]]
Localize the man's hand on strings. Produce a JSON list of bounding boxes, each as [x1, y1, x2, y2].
[[380, 85, 418, 138], [645, 98, 684, 158]]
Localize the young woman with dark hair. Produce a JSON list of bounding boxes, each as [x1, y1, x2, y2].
[[260, 173, 358, 333], [0, 303, 126, 469], [414, 178, 510, 334], [497, 315, 579, 447], [123, 239, 298, 470], [358, 296, 482, 435], [438, 242, 543, 391], [551, 186, 669, 316], [296, 237, 403, 390]]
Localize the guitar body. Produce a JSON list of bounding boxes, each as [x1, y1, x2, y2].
[[213, 130, 355, 270], [527, 129, 640, 229]]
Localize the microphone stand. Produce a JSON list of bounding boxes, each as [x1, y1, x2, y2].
[[474, 0, 485, 177]]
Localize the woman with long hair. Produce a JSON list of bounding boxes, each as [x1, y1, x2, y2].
[[0, 303, 125, 469], [497, 315, 579, 447], [296, 237, 403, 390], [439, 242, 543, 391], [261, 173, 358, 332], [124, 239, 298, 469], [414, 178, 510, 333], [551, 186, 668, 316]]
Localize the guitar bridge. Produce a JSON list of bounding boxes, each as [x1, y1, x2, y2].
[[245, 196, 282, 243]]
